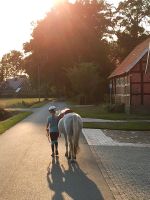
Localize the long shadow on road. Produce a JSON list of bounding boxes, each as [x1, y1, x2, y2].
[[47, 157, 103, 200]]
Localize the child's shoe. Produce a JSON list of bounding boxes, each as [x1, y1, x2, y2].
[[51, 152, 54, 157]]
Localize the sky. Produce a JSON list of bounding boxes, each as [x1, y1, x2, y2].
[[0, 0, 120, 58]]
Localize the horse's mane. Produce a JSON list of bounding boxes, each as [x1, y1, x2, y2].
[[58, 108, 73, 121]]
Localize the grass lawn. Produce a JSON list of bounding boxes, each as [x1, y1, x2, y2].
[[31, 100, 50, 108], [83, 122, 150, 131], [70, 105, 150, 120], [0, 98, 51, 108], [70, 104, 150, 130], [0, 112, 32, 134], [0, 97, 54, 134]]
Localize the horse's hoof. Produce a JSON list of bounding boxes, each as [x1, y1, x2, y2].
[[70, 159, 76, 163]]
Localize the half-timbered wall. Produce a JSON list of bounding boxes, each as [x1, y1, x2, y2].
[[110, 53, 150, 112], [130, 53, 150, 107], [112, 75, 130, 106]]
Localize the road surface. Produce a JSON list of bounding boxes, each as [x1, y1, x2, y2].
[[0, 102, 113, 200]]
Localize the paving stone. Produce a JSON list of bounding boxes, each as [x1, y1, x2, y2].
[[83, 129, 150, 200]]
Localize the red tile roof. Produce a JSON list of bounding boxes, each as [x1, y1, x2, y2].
[[109, 37, 150, 78]]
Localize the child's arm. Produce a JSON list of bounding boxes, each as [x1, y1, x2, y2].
[[46, 119, 50, 136]]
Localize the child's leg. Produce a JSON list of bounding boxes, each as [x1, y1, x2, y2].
[[55, 132, 59, 155], [51, 143, 54, 153], [55, 141, 58, 155], [50, 133, 55, 156]]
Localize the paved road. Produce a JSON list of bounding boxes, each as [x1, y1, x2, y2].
[[0, 102, 114, 200], [1, 101, 149, 200]]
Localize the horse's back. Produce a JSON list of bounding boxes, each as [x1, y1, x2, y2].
[[64, 112, 82, 129]]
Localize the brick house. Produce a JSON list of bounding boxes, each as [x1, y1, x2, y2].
[[108, 38, 150, 113]]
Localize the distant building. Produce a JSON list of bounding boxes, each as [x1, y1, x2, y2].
[[108, 38, 150, 113], [0, 75, 31, 97]]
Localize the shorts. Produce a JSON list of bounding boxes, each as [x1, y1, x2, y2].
[[50, 132, 59, 142]]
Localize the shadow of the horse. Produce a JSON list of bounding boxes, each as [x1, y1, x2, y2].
[[47, 157, 104, 200]]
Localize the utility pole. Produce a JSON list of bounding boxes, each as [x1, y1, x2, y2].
[[109, 82, 112, 105], [37, 62, 40, 102]]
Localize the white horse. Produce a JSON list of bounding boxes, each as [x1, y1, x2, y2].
[[58, 109, 83, 161]]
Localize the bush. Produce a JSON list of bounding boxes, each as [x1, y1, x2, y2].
[[108, 104, 125, 113], [0, 108, 11, 121]]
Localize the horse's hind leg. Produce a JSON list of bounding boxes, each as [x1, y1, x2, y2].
[[68, 137, 73, 160], [65, 147, 69, 158], [63, 133, 69, 157], [71, 146, 76, 163], [68, 143, 72, 160], [65, 141, 69, 158]]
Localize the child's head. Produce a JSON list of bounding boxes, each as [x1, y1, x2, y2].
[[48, 106, 56, 114]]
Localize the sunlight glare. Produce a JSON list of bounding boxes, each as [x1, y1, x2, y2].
[[0, 0, 54, 57], [0, 0, 116, 58]]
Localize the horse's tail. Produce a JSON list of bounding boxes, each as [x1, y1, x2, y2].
[[72, 114, 82, 154]]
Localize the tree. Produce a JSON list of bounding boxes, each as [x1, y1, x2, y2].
[[0, 50, 23, 80], [23, 0, 113, 96], [0, 63, 4, 82], [66, 62, 102, 103], [114, 0, 150, 60]]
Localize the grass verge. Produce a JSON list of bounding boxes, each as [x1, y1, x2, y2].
[[71, 105, 150, 120], [83, 122, 150, 131], [31, 100, 49, 108], [0, 98, 49, 108], [0, 112, 32, 134]]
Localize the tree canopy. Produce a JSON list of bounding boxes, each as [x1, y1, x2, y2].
[[23, 0, 113, 98], [0, 50, 23, 81], [1, 0, 149, 102], [113, 0, 150, 60]]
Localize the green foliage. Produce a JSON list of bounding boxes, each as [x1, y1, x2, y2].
[[0, 108, 11, 121], [116, 0, 150, 37], [66, 62, 100, 103], [0, 98, 45, 108], [113, 0, 150, 60], [107, 103, 125, 113], [0, 112, 32, 134], [23, 0, 113, 96], [71, 104, 150, 120], [0, 50, 24, 80]]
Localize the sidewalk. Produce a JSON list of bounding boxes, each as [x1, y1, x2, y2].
[[83, 128, 150, 200], [82, 117, 150, 122]]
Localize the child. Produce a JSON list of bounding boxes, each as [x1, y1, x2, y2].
[[46, 106, 60, 157]]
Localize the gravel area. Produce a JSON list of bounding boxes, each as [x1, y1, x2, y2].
[[103, 129, 150, 144]]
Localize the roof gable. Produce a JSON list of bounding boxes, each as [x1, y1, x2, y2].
[[109, 37, 150, 78]]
